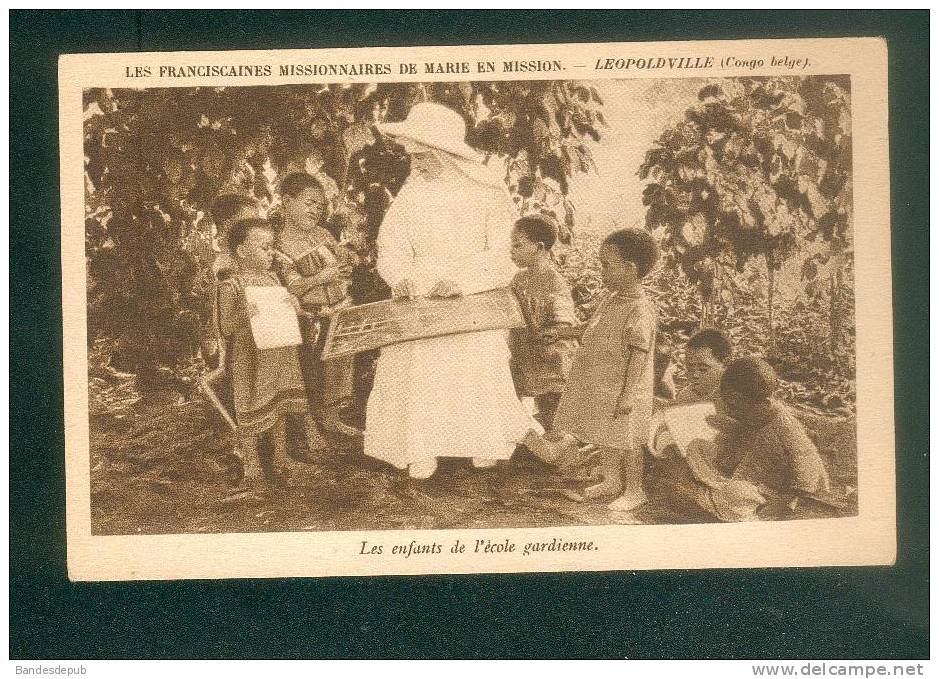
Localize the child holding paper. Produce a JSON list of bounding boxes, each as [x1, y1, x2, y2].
[[648, 328, 733, 459], [218, 218, 323, 486]]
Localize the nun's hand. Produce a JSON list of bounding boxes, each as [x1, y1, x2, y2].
[[427, 280, 462, 298], [391, 278, 416, 299]]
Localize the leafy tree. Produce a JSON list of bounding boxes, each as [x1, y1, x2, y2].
[[83, 81, 603, 385], [638, 76, 852, 354]]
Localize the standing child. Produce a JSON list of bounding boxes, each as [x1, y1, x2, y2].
[[218, 218, 322, 485], [508, 216, 578, 430], [552, 228, 659, 512], [659, 356, 831, 521], [274, 172, 359, 440], [201, 194, 260, 369]]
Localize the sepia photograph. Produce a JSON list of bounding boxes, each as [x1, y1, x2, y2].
[[12, 10, 928, 663], [82, 75, 859, 535], [56, 37, 895, 580]]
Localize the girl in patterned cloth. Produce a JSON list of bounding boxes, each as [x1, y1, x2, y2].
[[550, 228, 659, 512], [275, 172, 360, 441], [218, 218, 323, 486], [508, 215, 578, 431]]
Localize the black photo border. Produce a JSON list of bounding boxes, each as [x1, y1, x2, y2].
[[10, 9, 928, 659]]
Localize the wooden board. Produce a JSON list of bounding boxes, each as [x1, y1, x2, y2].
[[321, 288, 525, 360]]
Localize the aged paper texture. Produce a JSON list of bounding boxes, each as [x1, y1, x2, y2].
[[60, 37, 895, 580]]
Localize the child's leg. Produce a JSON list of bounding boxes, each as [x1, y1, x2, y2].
[[302, 412, 328, 457], [270, 416, 305, 482], [235, 431, 264, 484], [534, 392, 562, 431], [607, 445, 649, 512]]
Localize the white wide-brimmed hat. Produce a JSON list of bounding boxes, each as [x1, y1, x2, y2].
[[378, 102, 481, 163]]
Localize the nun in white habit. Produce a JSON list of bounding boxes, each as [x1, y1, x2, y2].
[[365, 103, 541, 479]]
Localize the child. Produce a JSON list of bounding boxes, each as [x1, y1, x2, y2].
[[676, 328, 732, 404], [201, 194, 260, 368], [218, 218, 323, 485], [211, 194, 260, 280], [274, 172, 359, 440], [551, 228, 659, 512], [660, 356, 831, 521], [508, 216, 578, 430]]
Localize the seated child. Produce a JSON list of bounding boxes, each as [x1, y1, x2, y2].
[[218, 218, 324, 485], [658, 356, 831, 522], [676, 328, 732, 404], [648, 328, 733, 458], [508, 216, 578, 431], [548, 228, 659, 513], [274, 172, 359, 440], [201, 194, 260, 368]]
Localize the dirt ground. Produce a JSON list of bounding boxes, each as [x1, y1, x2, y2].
[[88, 384, 858, 535]]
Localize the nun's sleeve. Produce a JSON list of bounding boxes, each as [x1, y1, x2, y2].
[[375, 191, 415, 290], [448, 187, 517, 295]]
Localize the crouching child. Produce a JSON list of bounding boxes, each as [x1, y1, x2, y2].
[[659, 356, 830, 521]]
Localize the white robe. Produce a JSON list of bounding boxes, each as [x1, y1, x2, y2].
[[364, 166, 539, 468]]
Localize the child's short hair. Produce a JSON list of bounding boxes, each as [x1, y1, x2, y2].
[[687, 328, 733, 362], [720, 356, 777, 401], [513, 215, 559, 249], [280, 172, 325, 199], [228, 218, 270, 254], [211, 194, 258, 224], [601, 228, 658, 279]]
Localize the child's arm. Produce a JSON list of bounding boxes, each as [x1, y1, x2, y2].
[[216, 280, 247, 338], [540, 324, 584, 342], [539, 278, 580, 341], [614, 305, 656, 417], [777, 411, 831, 495], [275, 251, 343, 300], [614, 345, 649, 417]]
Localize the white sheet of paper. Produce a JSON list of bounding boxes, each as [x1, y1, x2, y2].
[[660, 402, 718, 453], [244, 285, 302, 350]]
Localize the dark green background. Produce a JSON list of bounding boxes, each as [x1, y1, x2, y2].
[[10, 10, 928, 659]]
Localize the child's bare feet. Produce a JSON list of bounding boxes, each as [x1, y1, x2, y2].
[[408, 459, 438, 480], [580, 448, 625, 501], [521, 429, 577, 466], [321, 408, 363, 439], [607, 489, 648, 513], [271, 418, 306, 485], [234, 437, 264, 486]]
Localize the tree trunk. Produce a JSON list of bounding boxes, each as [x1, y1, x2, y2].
[[829, 267, 844, 359], [766, 252, 776, 356], [700, 259, 719, 326]]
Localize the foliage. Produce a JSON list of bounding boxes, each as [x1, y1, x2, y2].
[[637, 76, 854, 350], [83, 82, 604, 379]]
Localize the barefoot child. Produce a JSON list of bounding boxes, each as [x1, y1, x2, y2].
[[551, 228, 659, 512], [508, 216, 578, 430], [218, 218, 323, 485], [659, 356, 830, 521], [274, 172, 359, 440]]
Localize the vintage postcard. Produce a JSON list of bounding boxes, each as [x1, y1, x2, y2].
[[60, 37, 895, 580]]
